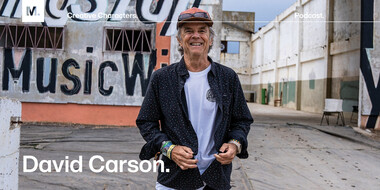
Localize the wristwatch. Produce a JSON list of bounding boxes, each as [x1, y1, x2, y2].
[[228, 139, 242, 154]]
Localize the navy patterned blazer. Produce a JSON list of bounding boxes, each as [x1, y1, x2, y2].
[[136, 56, 253, 190]]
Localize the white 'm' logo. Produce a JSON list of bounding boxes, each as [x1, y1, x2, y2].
[[22, 0, 45, 22]]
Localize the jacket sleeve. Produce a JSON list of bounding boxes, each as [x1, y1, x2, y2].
[[136, 71, 169, 160], [227, 73, 254, 159]]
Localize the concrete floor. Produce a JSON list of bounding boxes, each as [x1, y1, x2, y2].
[[18, 103, 380, 190], [245, 125, 380, 190]]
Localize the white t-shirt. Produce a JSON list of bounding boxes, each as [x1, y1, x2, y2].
[[184, 65, 218, 175]]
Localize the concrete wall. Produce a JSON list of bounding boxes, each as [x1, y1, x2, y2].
[[0, 98, 21, 189], [0, 0, 220, 126], [252, 3, 300, 109], [299, 0, 328, 113], [220, 11, 254, 91], [0, 22, 155, 106], [330, 0, 361, 116], [250, 0, 361, 116], [220, 24, 252, 85], [0, 0, 185, 106]]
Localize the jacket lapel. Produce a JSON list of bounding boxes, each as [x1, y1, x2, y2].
[[176, 58, 190, 119]]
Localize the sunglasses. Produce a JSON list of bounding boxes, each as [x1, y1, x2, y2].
[[178, 12, 210, 21]]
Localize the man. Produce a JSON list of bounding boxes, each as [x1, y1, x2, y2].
[[136, 7, 253, 190]]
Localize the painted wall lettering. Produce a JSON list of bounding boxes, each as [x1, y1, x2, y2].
[[0, 0, 202, 36], [360, 0, 379, 129], [123, 50, 156, 96], [2, 48, 32, 92], [84, 60, 92, 95], [0, 48, 157, 106], [61, 59, 81, 95], [0, 0, 21, 18], [36, 58, 57, 93], [0, 0, 206, 106], [66, 0, 108, 22], [98, 61, 118, 96], [108, 0, 132, 22]]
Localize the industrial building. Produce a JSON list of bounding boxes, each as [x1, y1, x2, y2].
[[0, 0, 378, 129]]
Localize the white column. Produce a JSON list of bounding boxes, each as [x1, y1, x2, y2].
[[295, 0, 303, 110], [274, 18, 280, 100], [0, 98, 22, 190]]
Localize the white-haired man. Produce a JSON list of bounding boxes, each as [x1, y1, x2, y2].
[[137, 7, 253, 190]]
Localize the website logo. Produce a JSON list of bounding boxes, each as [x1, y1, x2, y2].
[[22, 0, 45, 22]]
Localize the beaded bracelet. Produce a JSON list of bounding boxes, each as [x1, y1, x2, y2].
[[161, 141, 175, 159], [167, 145, 176, 160], [162, 141, 171, 149]]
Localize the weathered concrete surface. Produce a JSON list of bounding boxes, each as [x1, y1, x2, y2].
[[222, 11, 255, 33], [248, 102, 321, 126], [220, 11, 254, 86], [245, 125, 380, 190], [246, 103, 380, 190], [18, 103, 380, 190], [0, 98, 21, 190]]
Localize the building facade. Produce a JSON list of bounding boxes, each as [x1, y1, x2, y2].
[[0, 0, 222, 126], [248, 0, 378, 129], [220, 11, 254, 90]]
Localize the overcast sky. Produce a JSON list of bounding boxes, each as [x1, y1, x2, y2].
[[222, 0, 297, 31]]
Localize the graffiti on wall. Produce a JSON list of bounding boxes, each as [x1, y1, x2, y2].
[[0, 48, 157, 106], [0, 0, 202, 36], [0, 0, 206, 106], [361, 0, 379, 128]]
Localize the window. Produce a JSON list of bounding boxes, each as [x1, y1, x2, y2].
[[161, 49, 168, 56], [227, 41, 239, 54], [221, 41, 240, 54], [221, 41, 227, 53], [105, 28, 152, 53], [0, 24, 64, 49], [86, 47, 93, 53]]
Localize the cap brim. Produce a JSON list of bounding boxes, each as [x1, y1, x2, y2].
[[177, 17, 213, 29]]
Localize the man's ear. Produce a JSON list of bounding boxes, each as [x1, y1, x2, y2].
[[177, 36, 182, 47]]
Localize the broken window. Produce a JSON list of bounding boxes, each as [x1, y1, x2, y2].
[[221, 41, 227, 53], [105, 28, 152, 53], [221, 40, 240, 54], [0, 24, 64, 50]]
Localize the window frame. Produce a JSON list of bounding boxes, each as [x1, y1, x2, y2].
[[0, 24, 65, 50], [103, 27, 154, 53]]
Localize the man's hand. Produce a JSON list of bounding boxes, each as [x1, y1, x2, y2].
[[171, 145, 198, 170], [214, 143, 238, 165]]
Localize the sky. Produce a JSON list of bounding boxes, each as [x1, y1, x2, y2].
[[222, 0, 297, 31]]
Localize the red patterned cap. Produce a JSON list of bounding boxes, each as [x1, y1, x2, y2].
[[177, 7, 213, 29]]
